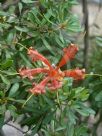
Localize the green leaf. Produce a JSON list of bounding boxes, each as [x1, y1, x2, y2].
[[67, 108, 76, 124], [75, 103, 95, 116], [42, 95, 54, 107], [0, 11, 10, 16], [31, 117, 43, 136], [29, 10, 41, 25], [42, 9, 54, 25], [0, 74, 10, 85], [18, 2, 23, 14], [55, 35, 64, 48], [22, 0, 34, 4], [63, 77, 73, 92], [80, 105, 95, 115], [20, 53, 33, 67], [96, 37, 102, 47], [0, 23, 11, 29], [59, 31, 65, 44], [0, 70, 18, 76], [15, 26, 29, 32], [42, 38, 54, 55], [7, 30, 15, 44], [74, 87, 89, 101], [8, 105, 18, 118], [69, 0, 78, 5], [0, 105, 6, 115], [0, 115, 4, 129], [66, 122, 74, 136], [28, 12, 36, 24], [42, 111, 55, 125], [9, 83, 19, 97], [56, 126, 66, 132], [0, 59, 13, 69], [75, 109, 90, 116], [0, 91, 5, 97], [8, 98, 25, 104], [95, 91, 102, 101], [75, 125, 88, 136], [41, 9, 53, 25]]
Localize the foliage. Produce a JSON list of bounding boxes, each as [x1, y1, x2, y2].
[[86, 36, 102, 109], [83, 36, 102, 135], [0, 0, 96, 135]]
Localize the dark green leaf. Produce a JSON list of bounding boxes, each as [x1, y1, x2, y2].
[[0, 74, 10, 85], [42, 38, 54, 55], [18, 2, 23, 14], [0, 59, 13, 69], [95, 91, 102, 101], [15, 26, 29, 32], [0, 116, 4, 129], [9, 83, 19, 97]]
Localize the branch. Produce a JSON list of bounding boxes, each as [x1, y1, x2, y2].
[[82, 0, 89, 69]]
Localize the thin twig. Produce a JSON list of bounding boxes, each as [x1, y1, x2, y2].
[[14, 42, 28, 50], [85, 73, 102, 77], [22, 94, 33, 108], [22, 74, 44, 108]]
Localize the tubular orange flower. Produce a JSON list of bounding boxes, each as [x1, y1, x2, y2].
[[56, 44, 78, 69], [64, 68, 85, 80], [19, 44, 85, 95], [28, 47, 52, 69], [47, 79, 62, 90], [19, 68, 49, 80], [29, 77, 50, 94]]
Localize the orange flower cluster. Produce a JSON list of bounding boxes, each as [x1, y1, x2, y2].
[[19, 44, 85, 95]]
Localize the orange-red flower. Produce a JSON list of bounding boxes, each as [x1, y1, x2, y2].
[[19, 43, 85, 95], [64, 68, 85, 80], [56, 45, 78, 69], [29, 77, 50, 94]]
